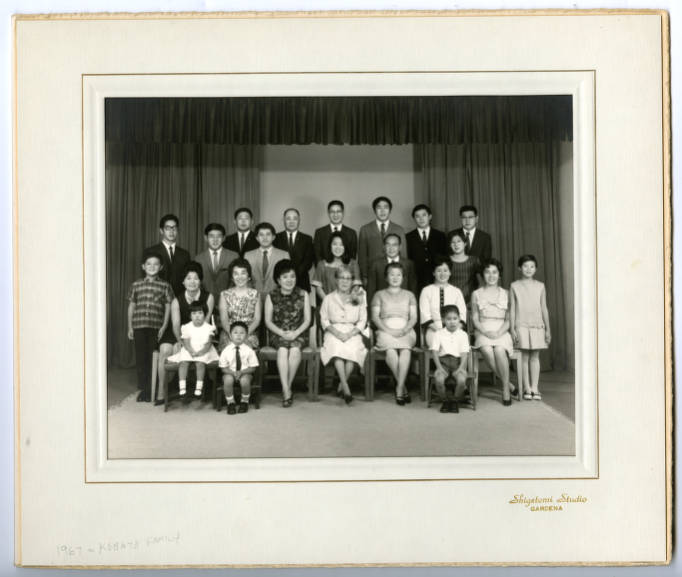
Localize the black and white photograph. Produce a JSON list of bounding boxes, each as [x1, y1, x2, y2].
[[105, 94, 576, 459]]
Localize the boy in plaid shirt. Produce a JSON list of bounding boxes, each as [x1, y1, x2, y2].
[[127, 251, 174, 402]]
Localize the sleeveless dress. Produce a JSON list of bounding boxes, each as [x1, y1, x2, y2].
[[268, 286, 309, 349], [219, 287, 260, 350], [510, 279, 547, 350], [372, 289, 417, 350], [472, 287, 513, 354]]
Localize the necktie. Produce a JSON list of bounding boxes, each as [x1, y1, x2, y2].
[[235, 345, 241, 371], [333, 226, 339, 232], [288, 233, 294, 254], [421, 230, 427, 244], [439, 286, 445, 309], [212, 250, 218, 272], [169, 246, 174, 261], [380, 223, 386, 238], [464, 231, 471, 253], [262, 250, 269, 277], [239, 233, 244, 252]]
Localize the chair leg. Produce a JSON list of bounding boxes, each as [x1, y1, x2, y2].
[[163, 370, 171, 413], [150, 351, 158, 404], [366, 355, 375, 401], [514, 356, 523, 402], [419, 351, 427, 401]]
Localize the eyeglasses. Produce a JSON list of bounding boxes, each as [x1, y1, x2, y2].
[[163, 225, 178, 230]]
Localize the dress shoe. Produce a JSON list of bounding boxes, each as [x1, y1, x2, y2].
[[136, 391, 145, 402], [503, 398, 512, 406], [227, 403, 237, 415], [153, 399, 165, 406], [439, 401, 451, 413], [404, 393, 412, 404], [395, 396, 406, 406], [238, 402, 249, 414], [344, 394, 354, 405], [449, 401, 460, 413]]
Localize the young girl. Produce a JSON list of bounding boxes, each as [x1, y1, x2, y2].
[[167, 301, 219, 398], [264, 259, 311, 407], [471, 258, 516, 405], [510, 254, 551, 400]]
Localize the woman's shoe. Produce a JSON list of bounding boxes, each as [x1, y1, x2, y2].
[[395, 396, 406, 406], [503, 398, 512, 406], [523, 392, 533, 401], [344, 394, 354, 405], [282, 396, 293, 408], [532, 392, 542, 401], [404, 393, 412, 404], [508, 382, 518, 397], [336, 389, 344, 398]]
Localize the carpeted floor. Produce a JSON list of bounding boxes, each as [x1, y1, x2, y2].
[[107, 368, 575, 459]]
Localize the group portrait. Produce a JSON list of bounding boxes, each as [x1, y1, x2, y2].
[[106, 94, 575, 459]]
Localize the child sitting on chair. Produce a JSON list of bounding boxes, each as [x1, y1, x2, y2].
[[167, 301, 219, 399], [219, 321, 259, 415], [430, 304, 470, 414]]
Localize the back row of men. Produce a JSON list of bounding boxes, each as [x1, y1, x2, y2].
[[147, 196, 492, 301]]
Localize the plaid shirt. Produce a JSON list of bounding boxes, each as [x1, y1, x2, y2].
[[127, 276, 173, 330]]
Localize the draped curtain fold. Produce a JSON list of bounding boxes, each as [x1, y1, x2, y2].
[[106, 142, 262, 368]]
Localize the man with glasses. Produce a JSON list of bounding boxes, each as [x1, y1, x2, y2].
[[449, 205, 492, 263]]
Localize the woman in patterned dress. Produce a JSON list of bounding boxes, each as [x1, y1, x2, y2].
[[218, 258, 261, 351], [264, 259, 311, 407]]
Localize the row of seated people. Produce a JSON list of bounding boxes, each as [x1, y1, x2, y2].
[[129, 244, 550, 414]]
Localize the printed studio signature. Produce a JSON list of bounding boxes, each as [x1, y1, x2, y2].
[[508, 493, 588, 512]]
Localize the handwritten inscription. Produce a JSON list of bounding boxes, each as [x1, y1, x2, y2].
[[57, 532, 180, 558], [509, 493, 588, 512]]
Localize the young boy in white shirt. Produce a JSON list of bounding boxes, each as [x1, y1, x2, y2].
[[430, 305, 470, 413], [219, 321, 259, 414]]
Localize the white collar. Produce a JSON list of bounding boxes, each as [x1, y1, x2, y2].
[[210, 247, 222, 254], [330, 223, 343, 232], [463, 227, 476, 236], [261, 246, 272, 254], [162, 240, 176, 250], [418, 226, 431, 237], [386, 256, 400, 263], [376, 219, 390, 229]]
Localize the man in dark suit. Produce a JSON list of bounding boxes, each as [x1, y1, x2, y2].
[[358, 196, 407, 286], [366, 233, 417, 304], [406, 204, 448, 294], [273, 208, 315, 293], [449, 204, 493, 263], [313, 199, 358, 263], [146, 213, 191, 297], [223, 207, 259, 258], [193, 223, 239, 304]]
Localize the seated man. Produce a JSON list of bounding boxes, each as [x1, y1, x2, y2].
[[366, 233, 417, 304], [358, 196, 406, 286], [430, 305, 470, 414], [313, 199, 358, 263], [244, 222, 290, 296]]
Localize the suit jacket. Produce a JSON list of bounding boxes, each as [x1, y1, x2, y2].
[[244, 246, 290, 296], [366, 257, 417, 305], [223, 230, 259, 258], [450, 227, 492, 263], [193, 247, 239, 303], [273, 230, 315, 292], [406, 227, 449, 293], [357, 221, 407, 284], [313, 224, 358, 264], [146, 242, 191, 297]]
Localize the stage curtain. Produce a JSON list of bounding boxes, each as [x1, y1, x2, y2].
[[106, 142, 262, 368], [415, 141, 574, 371]]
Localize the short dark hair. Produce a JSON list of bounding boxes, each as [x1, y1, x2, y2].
[[188, 300, 207, 315], [517, 254, 538, 268], [440, 304, 461, 318], [411, 204, 432, 218], [254, 222, 276, 236], [227, 258, 253, 288], [482, 258, 504, 276], [383, 261, 405, 280], [182, 261, 204, 282], [325, 231, 351, 264], [234, 207, 253, 220], [159, 214, 179, 229], [140, 249, 162, 266], [230, 321, 248, 333], [383, 233, 401, 246], [432, 255, 451, 271], [459, 205, 478, 217], [273, 259, 296, 284], [283, 207, 300, 217], [372, 196, 393, 211], [327, 200, 344, 211], [204, 222, 226, 236]]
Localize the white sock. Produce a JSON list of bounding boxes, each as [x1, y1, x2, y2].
[[194, 381, 204, 396], [241, 394, 250, 403], [179, 380, 187, 394], [226, 395, 235, 405]]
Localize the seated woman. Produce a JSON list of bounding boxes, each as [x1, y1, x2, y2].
[[471, 258, 516, 406], [370, 262, 418, 406], [218, 258, 261, 351], [157, 261, 215, 405], [312, 231, 362, 304], [319, 266, 368, 404], [419, 256, 467, 348], [264, 259, 311, 407]]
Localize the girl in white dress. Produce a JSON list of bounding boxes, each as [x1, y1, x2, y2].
[[167, 301, 219, 398]]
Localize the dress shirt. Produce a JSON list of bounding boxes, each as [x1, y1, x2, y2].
[[430, 327, 471, 357], [162, 241, 177, 259]]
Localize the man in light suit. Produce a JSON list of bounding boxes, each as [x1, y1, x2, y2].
[[244, 222, 290, 296], [358, 196, 407, 286], [449, 204, 493, 264], [223, 207, 260, 258], [274, 208, 315, 293], [366, 233, 417, 304], [193, 223, 239, 305], [313, 200, 358, 263], [406, 204, 449, 294]]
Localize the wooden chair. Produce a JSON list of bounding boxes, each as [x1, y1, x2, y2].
[[255, 324, 320, 401], [162, 360, 219, 412], [472, 348, 524, 404], [365, 328, 426, 401]]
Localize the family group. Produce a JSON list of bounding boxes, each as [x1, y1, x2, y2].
[[126, 197, 550, 415]]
